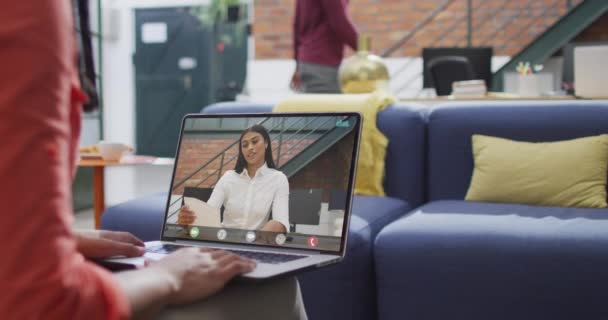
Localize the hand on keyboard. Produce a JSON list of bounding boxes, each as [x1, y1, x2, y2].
[[147, 247, 256, 305], [147, 244, 306, 265]]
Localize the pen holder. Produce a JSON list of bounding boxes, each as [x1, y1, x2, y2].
[[504, 72, 554, 97]]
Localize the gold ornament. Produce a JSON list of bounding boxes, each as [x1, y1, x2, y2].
[[338, 35, 390, 93]]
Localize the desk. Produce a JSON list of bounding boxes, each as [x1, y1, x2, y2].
[[400, 92, 577, 106], [78, 155, 174, 228]]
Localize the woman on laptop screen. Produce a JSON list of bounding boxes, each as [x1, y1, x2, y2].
[[177, 125, 290, 233]]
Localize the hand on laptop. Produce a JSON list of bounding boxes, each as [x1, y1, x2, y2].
[[148, 247, 256, 305], [75, 230, 145, 259]]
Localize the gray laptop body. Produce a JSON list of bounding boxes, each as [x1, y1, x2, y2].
[[107, 112, 362, 280]]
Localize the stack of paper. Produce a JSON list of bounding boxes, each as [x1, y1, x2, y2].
[[451, 80, 487, 98]]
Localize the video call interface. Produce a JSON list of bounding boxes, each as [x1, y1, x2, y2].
[[162, 114, 359, 252]]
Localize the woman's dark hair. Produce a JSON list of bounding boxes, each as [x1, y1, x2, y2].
[[234, 125, 276, 174]]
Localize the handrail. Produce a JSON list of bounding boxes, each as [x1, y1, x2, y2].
[[391, 0, 484, 84], [168, 116, 291, 209], [381, 0, 456, 58], [478, 0, 537, 47], [165, 116, 330, 219], [473, 0, 511, 42], [277, 116, 337, 159], [388, 0, 579, 96], [496, 0, 564, 51], [171, 116, 271, 191], [392, 1, 483, 94]]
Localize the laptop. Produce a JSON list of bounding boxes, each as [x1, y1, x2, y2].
[[107, 112, 362, 280]]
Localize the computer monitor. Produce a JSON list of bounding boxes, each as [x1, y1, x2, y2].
[[422, 47, 493, 89]]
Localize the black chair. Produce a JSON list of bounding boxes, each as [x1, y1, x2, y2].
[[426, 56, 476, 96], [288, 189, 323, 232], [328, 189, 347, 211]]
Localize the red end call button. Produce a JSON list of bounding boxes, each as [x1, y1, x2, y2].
[[307, 236, 319, 248]]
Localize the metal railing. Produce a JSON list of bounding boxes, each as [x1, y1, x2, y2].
[[383, 0, 582, 96], [165, 115, 339, 219]]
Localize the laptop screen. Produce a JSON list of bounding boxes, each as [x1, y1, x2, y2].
[[161, 113, 361, 253]]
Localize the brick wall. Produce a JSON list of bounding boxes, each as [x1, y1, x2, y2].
[[254, 0, 587, 59], [172, 131, 355, 202], [173, 136, 315, 194], [289, 131, 355, 202]]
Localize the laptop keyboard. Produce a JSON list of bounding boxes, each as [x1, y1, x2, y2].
[[146, 244, 306, 264]]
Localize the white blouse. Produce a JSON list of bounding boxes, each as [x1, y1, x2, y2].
[[207, 163, 290, 231]]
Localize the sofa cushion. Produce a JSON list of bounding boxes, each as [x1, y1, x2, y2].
[[427, 101, 608, 201], [465, 134, 608, 208], [100, 193, 166, 241], [298, 195, 409, 320], [101, 193, 409, 320], [375, 200, 608, 320], [274, 92, 395, 197]]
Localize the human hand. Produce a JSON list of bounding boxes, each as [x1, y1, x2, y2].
[[259, 221, 288, 245], [290, 70, 302, 92], [177, 205, 196, 225], [75, 230, 145, 259], [149, 248, 256, 306], [261, 220, 287, 233]]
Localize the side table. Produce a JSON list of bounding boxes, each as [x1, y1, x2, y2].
[[78, 155, 174, 228]]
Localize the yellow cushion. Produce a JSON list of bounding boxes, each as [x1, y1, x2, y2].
[[465, 134, 608, 208], [274, 91, 394, 196]]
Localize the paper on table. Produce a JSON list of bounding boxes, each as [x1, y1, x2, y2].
[[183, 197, 221, 228]]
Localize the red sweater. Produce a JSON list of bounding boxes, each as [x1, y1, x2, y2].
[[294, 0, 358, 67], [0, 1, 129, 319]]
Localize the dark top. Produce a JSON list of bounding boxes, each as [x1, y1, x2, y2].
[[293, 0, 358, 67]]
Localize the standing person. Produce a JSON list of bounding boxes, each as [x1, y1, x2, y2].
[[0, 1, 306, 319], [177, 125, 289, 234], [290, 0, 359, 93]]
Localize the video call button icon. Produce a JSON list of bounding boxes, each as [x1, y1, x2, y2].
[[275, 233, 286, 245], [217, 229, 227, 241], [307, 236, 318, 248], [189, 226, 200, 239], [246, 231, 256, 243]]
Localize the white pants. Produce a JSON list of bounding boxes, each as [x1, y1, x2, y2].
[[155, 277, 308, 320]]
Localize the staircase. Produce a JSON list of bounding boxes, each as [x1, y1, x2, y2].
[[166, 115, 356, 219], [382, 0, 608, 95]]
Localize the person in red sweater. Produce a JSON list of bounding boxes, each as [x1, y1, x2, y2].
[[0, 1, 306, 319], [290, 0, 359, 93]]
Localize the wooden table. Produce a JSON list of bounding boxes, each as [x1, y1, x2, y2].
[[399, 93, 577, 106], [78, 155, 174, 228]]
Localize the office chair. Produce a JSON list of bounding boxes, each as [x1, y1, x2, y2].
[[427, 56, 476, 96], [288, 189, 323, 232], [328, 189, 347, 211]]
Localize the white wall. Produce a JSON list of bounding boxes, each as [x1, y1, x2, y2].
[[100, 0, 213, 205]]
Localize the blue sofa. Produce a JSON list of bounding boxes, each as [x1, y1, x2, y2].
[[101, 101, 426, 320], [102, 100, 608, 320], [375, 101, 608, 320]]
